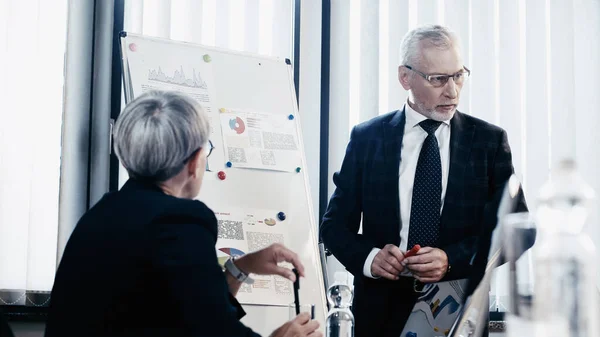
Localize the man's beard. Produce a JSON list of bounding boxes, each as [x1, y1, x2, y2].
[[414, 100, 456, 122]]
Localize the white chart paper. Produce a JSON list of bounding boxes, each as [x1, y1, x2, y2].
[[219, 109, 301, 173], [215, 208, 294, 306]]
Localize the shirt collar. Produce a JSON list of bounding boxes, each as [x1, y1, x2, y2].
[[404, 100, 451, 129]]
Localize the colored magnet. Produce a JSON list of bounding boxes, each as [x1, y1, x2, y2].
[[277, 212, 286, 221], [288, 114, 295, 120], [128, 43, 137, 52], [226, 161, 232, 168], [218, 171, 226, 180], [203, 54, 212, 62], [295, 167, 301, 173]]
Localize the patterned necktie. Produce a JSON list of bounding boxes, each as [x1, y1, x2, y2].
[[407, 119, 443, 249]]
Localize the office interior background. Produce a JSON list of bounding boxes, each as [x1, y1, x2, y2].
[[1, 0, 599, 336]]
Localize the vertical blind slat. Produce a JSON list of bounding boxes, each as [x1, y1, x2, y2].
[[359, 0, 379, 123], [201, 0, 216, 46], [188, 0, 204, 44], [469, 0, 496, 123], [169, 0, 192, 42], [272, 0, 293, 59], [0, 0, 35, 290], [574, 0, 600, 279], [382, 0, 409, 114], [142, 0, 171, 38], [524, 0, 550, 207], [124, 0, 144, 34], [444, 0, 471, 114], [491, 0, 523, 302], [215, 0, 230, 48], [416, 0, 440, 26], [258, 0, 273, 55], [497, 0, 523, 174], [297, 0, 322, 225], [229, 0, 245, 51], [245, 0, 260, 54], [26, 0, 66, 291], [348, 0, 360, 128], [328, 0, 351, 200], [548, 0, 575, 163]]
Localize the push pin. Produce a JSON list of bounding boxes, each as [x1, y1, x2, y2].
[[277, 212, 286, 221], [203, 54, 212, 62], [295, 167, 301, 173], [288, 114, 295, 120], [218, 171, 226, 180], [226, 161, 232, 168]]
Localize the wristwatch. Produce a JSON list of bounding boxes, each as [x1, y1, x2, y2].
[[225, 256, 254, 284]]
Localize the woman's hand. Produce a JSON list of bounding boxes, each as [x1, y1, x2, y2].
[[270, 313, 322, 337], [235, 243, 305, 282]]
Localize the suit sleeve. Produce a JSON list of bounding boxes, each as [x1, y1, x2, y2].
[[320, 127, 375, 277], [442, 129, 527, 280], [152, 222, 261, 337]]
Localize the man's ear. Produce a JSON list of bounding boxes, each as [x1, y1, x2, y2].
[[398, 65, 411, 90]]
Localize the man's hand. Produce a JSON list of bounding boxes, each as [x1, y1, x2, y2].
[[371, 244, 405, 280], [235, 243, 305, 282], [403, 247, 448, 283]]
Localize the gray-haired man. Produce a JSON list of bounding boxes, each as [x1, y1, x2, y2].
[[320, 25, 526, 336]]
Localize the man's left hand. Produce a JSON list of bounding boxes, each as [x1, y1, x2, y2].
[[403, 247, 448, 283]]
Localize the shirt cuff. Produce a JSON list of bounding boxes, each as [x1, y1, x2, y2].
[[363, 248, 381, 278]]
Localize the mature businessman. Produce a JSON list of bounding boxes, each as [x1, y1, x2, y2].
[[320, 25, 526, 337]]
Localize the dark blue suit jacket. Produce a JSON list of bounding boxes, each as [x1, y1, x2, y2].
[[45, 179, 260, 337], [320, 108, 525, 337]]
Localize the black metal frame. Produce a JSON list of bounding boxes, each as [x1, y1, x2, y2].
[[293, 0, 301, 104], [108, 0, 125, 192], [319, 0, 331, 227]]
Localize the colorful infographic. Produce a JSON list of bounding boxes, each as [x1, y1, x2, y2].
[[217, 247, 246, 267], [229, 116, 246, 134]]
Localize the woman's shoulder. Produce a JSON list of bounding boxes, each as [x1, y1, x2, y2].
[[154, 197, 219, 238]]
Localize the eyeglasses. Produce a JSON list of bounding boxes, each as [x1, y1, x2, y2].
[[183, 140, 214, 164], [207, 139, 214, 158], [404, 65, 471, 88]]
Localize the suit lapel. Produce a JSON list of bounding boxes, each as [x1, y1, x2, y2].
[[441, 111, 475, 225], [383, 109, 406, 239]]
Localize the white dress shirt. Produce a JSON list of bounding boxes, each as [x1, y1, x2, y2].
[[362, 102, 451, 278]]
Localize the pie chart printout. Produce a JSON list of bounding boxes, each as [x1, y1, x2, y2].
[[217, 247, 246, 266]]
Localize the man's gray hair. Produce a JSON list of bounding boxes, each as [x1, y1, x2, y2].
[[399, 24, 460, 66], [113, 90, 210, 182]]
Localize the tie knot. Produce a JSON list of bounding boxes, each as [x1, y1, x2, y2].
[[419, 119, 442, 135]]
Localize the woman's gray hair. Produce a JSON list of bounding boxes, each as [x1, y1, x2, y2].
[[113, 90, 210, 182], [399, 24, 460, 67]]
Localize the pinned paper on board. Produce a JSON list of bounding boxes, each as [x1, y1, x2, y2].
[[124, 46, 225, 180], [219, 109, 301, 172], [215, 208, 293, 306]]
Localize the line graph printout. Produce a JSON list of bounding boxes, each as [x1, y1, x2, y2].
[[124, 36, 224, 178], [219, 109, 301, 172], [215, 208, 293, 306], [144, 65, 213, 109]]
